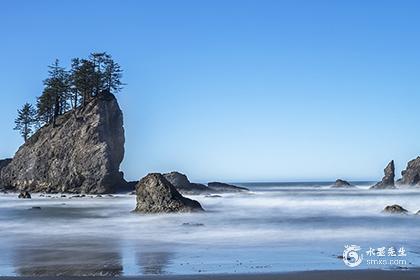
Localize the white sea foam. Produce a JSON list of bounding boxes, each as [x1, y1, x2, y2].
[[1, 184, 420, 275]]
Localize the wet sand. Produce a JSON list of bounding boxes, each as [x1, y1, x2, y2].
[[1, 269, 420, 280]]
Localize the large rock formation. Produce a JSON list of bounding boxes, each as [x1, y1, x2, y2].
[[134, 173, 204, 213], [370, 160, 396, 189], [331, 179, 354, 188], [163, 171, 211, 194], [398, 157, 420, 186], [207, 182, 249, 192], [0, 92, 125, 194]]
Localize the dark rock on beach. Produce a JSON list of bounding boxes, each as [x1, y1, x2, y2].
[[398, 156, 420, 186], [0, 92, 125, 194], [371, 160, 396, 189], [382, 204, 408, 214], [163, 171, 211, 194], [207, 182, 249, 192], [331, 179, 354, 188], [134, 173, 204, 213], [18, 191, 31, 199]]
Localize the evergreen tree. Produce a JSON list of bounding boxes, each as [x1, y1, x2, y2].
[[36, 88, 55, 125], [38, 59, 70, 125], [89, 52, 124, 95], [103, 56, 123, 94], [90, 52, 108, 95], [14, 103, 36, 141], [70, 58, 97, 107]]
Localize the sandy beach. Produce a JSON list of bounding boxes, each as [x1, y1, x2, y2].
[[1, 269, 420, 280]]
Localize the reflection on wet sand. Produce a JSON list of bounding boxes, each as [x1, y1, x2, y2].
[[137, 251, 174, 275], [13, 238, 122, 276]]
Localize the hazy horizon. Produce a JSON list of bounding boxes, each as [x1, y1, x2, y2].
[[1, 0, 420, 182]]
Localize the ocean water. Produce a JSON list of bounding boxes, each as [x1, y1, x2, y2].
[[0, 182, 420, 276]]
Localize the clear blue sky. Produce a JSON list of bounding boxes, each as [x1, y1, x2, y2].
[[1, 0, 420, 182]]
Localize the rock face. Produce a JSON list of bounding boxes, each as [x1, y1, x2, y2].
[[398, 157, 420, 186], [371, 160, 395, 189], [134, 173, 204, 213], [163, 172, 210, 194], [382, 204, 408, 214], [331, 179, 353, 188], [0, 92, 125, 194], [207, 182, 249, 192], [0, 159, 12, 190], [0, 158, 12, 172]]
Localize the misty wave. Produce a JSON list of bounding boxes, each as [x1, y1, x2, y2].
[[1, 183, 420, 275]]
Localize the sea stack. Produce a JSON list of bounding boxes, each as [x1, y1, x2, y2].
[[371, 160, 395, 189], [397, 156, 420, 186], [134, 173, 204, 213], [0, 92, 125, 194]]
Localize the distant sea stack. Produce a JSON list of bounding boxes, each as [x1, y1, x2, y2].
[[163, 171, 210, 195], [207, 182, 249, 192], [397, 156, 420, 186], [0, 92, 125, 194], [331, 179, 354, 188], [371, 160, 395, 189], [134, 173, 204, 213], [163, 171, 250, 194]]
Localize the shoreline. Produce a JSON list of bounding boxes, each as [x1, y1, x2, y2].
[[1, 269, 420, 280]]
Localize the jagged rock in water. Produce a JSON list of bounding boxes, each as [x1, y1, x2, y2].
[[163, 171, 211, 194], [398, 157, 420, 186], [382, 204, 408, 214], [371, 160, 396, 189], [331, 179, 354, 188], [207, 182, 249, 192], [0, 92, 125, 194], [134, 173, 204, 213], [18, 191, 31, 199]]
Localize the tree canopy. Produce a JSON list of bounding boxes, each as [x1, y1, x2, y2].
[[15, 52, 124, 141]]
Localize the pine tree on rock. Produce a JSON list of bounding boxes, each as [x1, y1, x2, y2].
[[38, 59, 70, 126], [70, 58, 97, 107], [14, 103, 36, 142]]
